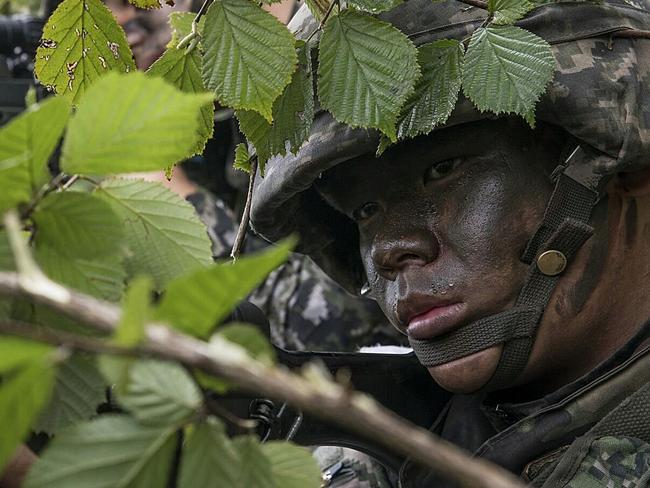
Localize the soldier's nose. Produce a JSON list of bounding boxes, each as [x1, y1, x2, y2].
[[370, 229, 439, 280]]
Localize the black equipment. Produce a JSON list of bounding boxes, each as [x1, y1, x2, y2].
[[0, 0, 62, 126], [213, 303, 450, 472]]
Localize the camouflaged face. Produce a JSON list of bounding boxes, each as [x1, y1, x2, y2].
[[251, 0, 650, 293]]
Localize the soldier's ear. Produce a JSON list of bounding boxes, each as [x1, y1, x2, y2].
[[614, 167, 650, 197]]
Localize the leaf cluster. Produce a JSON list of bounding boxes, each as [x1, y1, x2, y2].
[[2, 0, 560, 483], [34, 0, 555, 173], [190, 0, 551, 165], [0, 72, 319, 486]]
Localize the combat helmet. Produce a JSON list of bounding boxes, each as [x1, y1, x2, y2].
[[249, 0, 650, 389]]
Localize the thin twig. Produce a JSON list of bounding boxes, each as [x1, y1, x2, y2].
[[305, 0, 339, 44], [178, 0, 213, 51], [0, 269, 524, 488], [0, 320, 132, 357], [61, 174, 79, 191], [19, 173, 67, 220], [194, 0, 213, 23], [230, 158, 258, 260]]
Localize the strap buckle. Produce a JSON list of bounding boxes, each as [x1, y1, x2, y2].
[[562, 146, 610, 199]]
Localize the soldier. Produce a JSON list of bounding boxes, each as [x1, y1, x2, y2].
[[249, 0, 650, 486]]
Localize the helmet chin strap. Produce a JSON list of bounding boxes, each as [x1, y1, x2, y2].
[[409, 146, 611, 391]]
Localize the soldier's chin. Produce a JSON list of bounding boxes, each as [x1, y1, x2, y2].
[[427, 344, 504, 393]]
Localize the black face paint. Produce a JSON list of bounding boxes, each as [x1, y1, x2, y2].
[[317, 119, 562, 338], [567, 199, 610, 315], [625, 198, 638, 249]]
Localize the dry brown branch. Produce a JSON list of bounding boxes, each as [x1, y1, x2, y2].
[[0, 210, 524, 488], [230, 158, 258, 260], [0, 270, 525, 488]]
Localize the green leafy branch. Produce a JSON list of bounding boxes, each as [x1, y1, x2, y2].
[[0, 59, 526, 488], [30, 0, 561, 249], [34, 0, 555, 170], [0, 214, 525, 488]]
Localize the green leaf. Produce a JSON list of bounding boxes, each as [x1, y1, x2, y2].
[[318, 10, 419, 141], [61, 72, 213, 175], [267, 40, 314, 154], [147, 48, 215, 155], [114, 276, 152, 347], [25, 86, 37, 107], [96, 178, 212, 289], [462, 25, 554, 120], [193, 369, 230, 395], [0, 154, 30, 213], [236, 110, 271, 169], [35, 354, 106, 435], [217, 323, 276, 365], [35, 246, 125, 301], [198, 323, 276, 394], [233, 143, 251, 173], [0, 96, 70, 194], [35, 0, 135, 103], [262, 441, 322, 488], [347, 0, 403, 13], [236, 41, 314, 167], [25, 415, 177, 488], [202, 0, 298, 121], [0, 230, 14, 271], [0, 354, 56, 472], [397, 39, 464, 139], [32, 191, 126, 301], [231, 436, 275, 488], [128, 0, 161, 9], [97, 355, 132, 397], [304, 0, 330, 21], [110, 360, 202, 426], [167, 12, 206, 49], [488, 0, 534, 24], [0, 337, 52, 374], [154, 239, 294, 338], [178, 419, 239, 488], [32, 192, 124, 260], [61, 73, 212, 174]]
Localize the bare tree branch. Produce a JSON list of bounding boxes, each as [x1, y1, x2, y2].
[[0, 270, 525, 488], [230, 158, 258, 260]]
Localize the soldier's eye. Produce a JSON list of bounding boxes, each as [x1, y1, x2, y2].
[[352, 202, 380, 222], [424, 158, 462, 182]]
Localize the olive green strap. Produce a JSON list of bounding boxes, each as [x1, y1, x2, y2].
[[409, 147, 609, 390]]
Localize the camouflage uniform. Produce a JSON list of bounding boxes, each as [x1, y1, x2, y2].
[[400, 323, 650, 487], [314, 446, 395, 488], [187, 191, 404, 352], [246, 0, 650, 486]]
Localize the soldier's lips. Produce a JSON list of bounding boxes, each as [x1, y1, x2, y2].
[[406, 302, 466, 340]]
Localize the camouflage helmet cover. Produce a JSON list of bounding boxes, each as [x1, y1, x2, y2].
[[250, 0, 650, 293]]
